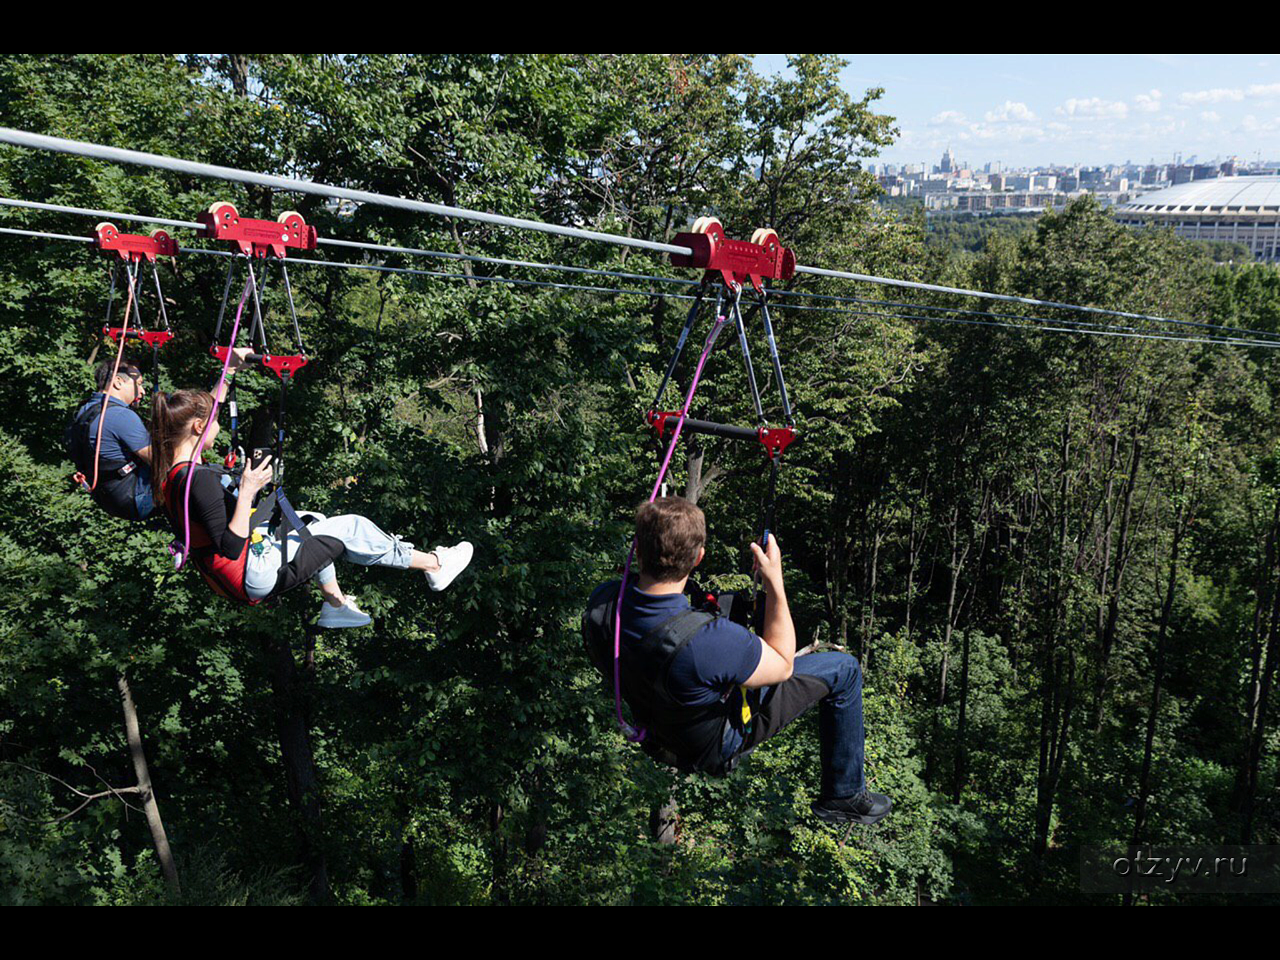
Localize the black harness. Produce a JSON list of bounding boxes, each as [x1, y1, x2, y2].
[[66, 400, 145, 521], [583, 582, 754, 776]]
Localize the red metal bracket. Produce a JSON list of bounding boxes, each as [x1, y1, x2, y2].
[[198, 202, 318, 259], [261, 354, 308, 379], [646, 409, 677, 437], [210, 346, 309, 380], [757, 426, 797, 460], [95, 222, 179, 263], [103, 327, 174, 348], [670, 219, 796, 292]]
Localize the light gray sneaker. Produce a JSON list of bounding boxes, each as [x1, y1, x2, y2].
[[426, 541, 474, 592], [317, 597, 373, 629]]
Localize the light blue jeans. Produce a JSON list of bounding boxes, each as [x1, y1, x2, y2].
[[243, 511, 416, 600]]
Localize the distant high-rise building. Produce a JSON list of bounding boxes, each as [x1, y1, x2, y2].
[[940, 147, 956, 175]]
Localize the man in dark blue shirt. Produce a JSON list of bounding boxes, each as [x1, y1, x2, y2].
[[65, 357, 155, 521], [585, 497, 892, 826]]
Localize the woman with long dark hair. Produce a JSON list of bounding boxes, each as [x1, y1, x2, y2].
[[151, 379, 473, 628]]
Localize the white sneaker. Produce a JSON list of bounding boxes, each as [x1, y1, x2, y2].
[[426, 541, 474, 592], [317, 597, 373, 629]]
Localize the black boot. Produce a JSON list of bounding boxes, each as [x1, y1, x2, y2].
[[811, 790, 893, 826]]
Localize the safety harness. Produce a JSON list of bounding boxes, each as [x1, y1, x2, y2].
[[589, 219, 798, 755], [68, 224, 179, 518], [584, 585, 747, 774]]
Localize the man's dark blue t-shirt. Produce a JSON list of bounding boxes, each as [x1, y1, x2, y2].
[[69, 394, 154, 517], [602, 582, 763, 708]]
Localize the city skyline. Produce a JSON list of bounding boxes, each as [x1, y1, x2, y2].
[[755, 55, 1280, 168]]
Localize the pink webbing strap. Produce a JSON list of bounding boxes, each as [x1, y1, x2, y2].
[[171, 276, 254, 571], [613, 311, 730, 741]]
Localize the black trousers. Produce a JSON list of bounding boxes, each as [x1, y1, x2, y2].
[[269, 533, 346, 597]]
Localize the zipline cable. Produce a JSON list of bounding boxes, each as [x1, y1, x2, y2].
[[0, 127, 1232, 333], [0, 196, 699, 289], [4, 224, 1278, 350], [0, 128, 689, 256], [0, 196, 203, 231], [8, 194, 1279, 347]]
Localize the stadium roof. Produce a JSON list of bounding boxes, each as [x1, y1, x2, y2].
[[1119, 177, 1280, 215]]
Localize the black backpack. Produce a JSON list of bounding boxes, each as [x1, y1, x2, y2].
[[66, 400, 146, 521], [583, 581, 744, 776]]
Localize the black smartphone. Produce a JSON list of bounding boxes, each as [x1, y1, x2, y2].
[[250, 447, 273, 471]]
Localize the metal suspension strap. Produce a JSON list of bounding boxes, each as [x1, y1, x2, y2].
[[730, 286, 766, 426], [757, 290, 794, 427], [750, 456, 783, 630], [145, 257, 175, 396], [650, 279, 713, 414]]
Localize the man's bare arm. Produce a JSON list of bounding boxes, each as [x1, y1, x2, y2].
[[743, 538, 796, 688]]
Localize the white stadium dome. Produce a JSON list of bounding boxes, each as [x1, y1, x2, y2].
[[1115, 177, 1280, 262]]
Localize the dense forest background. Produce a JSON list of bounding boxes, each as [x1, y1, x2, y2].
[[1, 54, 1279, 905]]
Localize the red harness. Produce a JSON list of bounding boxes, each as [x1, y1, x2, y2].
[[163, 462, 259, 606]]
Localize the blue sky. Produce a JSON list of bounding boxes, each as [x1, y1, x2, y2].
[[755, 55, 1280, 168]]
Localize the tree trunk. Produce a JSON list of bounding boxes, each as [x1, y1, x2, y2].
[[117, 673, 181, 898], [263, 625, 332, 903], [1242, 531, 1280, 843], [1094, 432, 1143, 730], [650, 797, 679, 846], [1132, 517, 1184, 849]]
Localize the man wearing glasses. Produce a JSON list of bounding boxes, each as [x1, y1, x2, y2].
[[65, 358, 156, 521]]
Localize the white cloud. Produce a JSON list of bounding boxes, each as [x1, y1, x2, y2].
[[1200, 111, 1221, 123], [1179, 87, 1245, 105], [1247, 83, 1280, 100], [1134, 89, 1162, 113], [1241, 114, 1280, 134], [928, 110, 966, 126], [984, 100, 1036, 123], [1058, 97, 1129, 119]]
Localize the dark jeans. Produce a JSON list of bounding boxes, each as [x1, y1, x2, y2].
[[722, 652, 866, 800]]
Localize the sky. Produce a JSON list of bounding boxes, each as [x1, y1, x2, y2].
[[754, 54, 1280, 169]]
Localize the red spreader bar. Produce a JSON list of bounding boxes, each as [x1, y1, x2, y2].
[[103, 328, 175, 348], [95, 222, 180, 263], [198, 202, 317, 259], [210, 346, 308, 380], [670, 218, 796, 292], [647, 410, 797, 460]]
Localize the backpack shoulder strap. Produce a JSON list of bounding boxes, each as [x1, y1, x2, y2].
[[641, 608, 716, 651]]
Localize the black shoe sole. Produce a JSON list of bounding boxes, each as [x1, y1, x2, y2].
[[810, 802, 892, 826]]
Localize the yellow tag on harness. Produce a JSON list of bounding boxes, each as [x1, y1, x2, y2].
[[740, 685, 752, 726], [250, 531, 264, 544]]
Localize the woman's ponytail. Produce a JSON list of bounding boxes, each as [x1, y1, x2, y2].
[[150, 389, 215, 493]]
